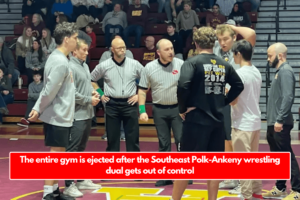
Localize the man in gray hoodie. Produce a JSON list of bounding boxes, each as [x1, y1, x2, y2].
[[28, 22, 79, 200], [63, 39, 101, 198]]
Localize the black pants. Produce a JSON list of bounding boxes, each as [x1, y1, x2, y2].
[[223, 105, 232, 140], [25, 99, 36, 119], [152, 104, 182, 151], [17, 56, 26, 75], [105, 98, 139, 152], [267, 125, 300, 192], [72, 5, 90, 21], [89, 6, 102, 19], [65, 119, 92, 187]]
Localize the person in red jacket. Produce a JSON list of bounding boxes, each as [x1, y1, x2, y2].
[[86, 25, 96, 49]]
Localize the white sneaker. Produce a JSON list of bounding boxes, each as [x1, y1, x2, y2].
[[94, 18, 99, 24], [229, 184, 241, 194], [76, 180, 101, 190], [219, 180, 239, 189], [63, 182, 83, 197]]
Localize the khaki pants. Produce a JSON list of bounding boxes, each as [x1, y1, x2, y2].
[[232, 128, 262, 199]]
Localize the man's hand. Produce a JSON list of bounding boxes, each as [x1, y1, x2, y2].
[[101, 95, 110, 103], [172, 10, 177, 17], [274, 122, 283, 132], [230, 97, 238, 106], [225, 88, 229, 95], [92, 90, 100, 98], [140, 113, 148, 122], [128, 95, 138, 105], [3, 90, 9, 95], [179, 107, 196, 120], [8, 74, 12, 79], [91, 96, 100, 106], [28, 110, 39, 122]]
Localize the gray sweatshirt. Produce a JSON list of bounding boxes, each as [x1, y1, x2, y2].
[[267, 62, 295, 126], [69, 56, 94, 120], [25, 51, 46, 70], [33, 49, 75, 127], [102, 11, 127, 32], [28, 81, 43, 100]]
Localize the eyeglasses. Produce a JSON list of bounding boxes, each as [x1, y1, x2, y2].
[[115, 47, 126, 50]]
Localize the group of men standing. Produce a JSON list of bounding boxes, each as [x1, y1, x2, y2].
[[27, 20, 300, 200]]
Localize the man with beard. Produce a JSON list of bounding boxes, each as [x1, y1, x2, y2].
[[138, 39, 192, 186], [262, 43, 300, 200], [91, 37, 144, 152]]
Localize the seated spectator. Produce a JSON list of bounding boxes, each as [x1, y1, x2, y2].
[[170, 0, 188, 22], [16, 26, 36, 75], [187, 44, 197, 58], [141, 36, 158, 66], [87, 0, 104, 23], [163, 22, 183, 59], [21, 0, 47, 24], [216, 0, 236, 16], [99, 35, 134, 63], [158, 0, 172, 23], [184, 24, 200, 58], [49, 0, 73, 33], [31, 13, 45, 40], [0, 66, 14, 125], [128, 0, 149, 9], [102, 3, 127, 48], [228, 3, 251, 27], [0, 37, 20, 86], [124, 0, 147, 48], [17, 70, 43, 127], [86, 25, 96, 49], [206, 4, 226, 29], [71, 0, 90, 22], [25, 40, 46, 85], [40, 28, 57, 58], [176, 1, 199, 47]]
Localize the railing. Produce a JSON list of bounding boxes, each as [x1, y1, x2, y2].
[[265, 33, 271, 108], [0, 0, 10, 13], [284, 0, 287, 10], [275, 0, 280, 42]]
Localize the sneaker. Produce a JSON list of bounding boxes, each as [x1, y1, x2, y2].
[[17, 118, 30, 127], [165, 20, 171, 23], [283, 190, 300, 200], [120, 132, 125, 141], [229, 184, 241, 194], [252, 193, 263, 200], [101, 133, 107, 140], [219, 180, 239, 189], [0, 107, 9, 114], [262, 186, 287, 199], [155, 180, 173, 186], [94, 18, 99, 24], [76, 180, 101, 190], [42, 193, 55, 200], [63, 183, 83, 198]]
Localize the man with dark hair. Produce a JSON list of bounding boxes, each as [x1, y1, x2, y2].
[[262, 43, 300, 200], [28, 22, 79, 200], [163, 22, 183, 59], [63, 39, 101, 198], [230, 40, 263, 200], [171, 26, 244, 200], [206, 4, 226, 29]]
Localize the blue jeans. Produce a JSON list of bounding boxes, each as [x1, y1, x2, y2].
[[158, 0, 172, 21], [105, 24, 124, 47], [0, 93, 14, 122], [11, 69, 20, 86], [123, 25, 144, 48]]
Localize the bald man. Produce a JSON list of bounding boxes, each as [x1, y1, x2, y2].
[[138, 39, 192, 186], [262, 43, 300, 199], [91, 37, 144, 151], [141, 36, 158, 66]]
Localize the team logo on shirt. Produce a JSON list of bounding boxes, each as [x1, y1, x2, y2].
[[224, 57, 229, 62], [172, 70, 178, 75], [210, 59, 216, 65]]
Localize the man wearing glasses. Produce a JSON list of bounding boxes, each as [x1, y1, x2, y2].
[[91, 37, 144, 152]]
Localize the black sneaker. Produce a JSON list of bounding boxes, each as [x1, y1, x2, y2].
[[53, 188, 75, 200], [101, 133, 107, 140], [42, 193, 55, 200], [155, 180, 173, 186], [188, 180, 193, 184]]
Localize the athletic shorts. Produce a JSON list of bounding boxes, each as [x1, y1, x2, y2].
[[179, 121, 225, 152], [44, 123, 71, 148], [222, 105, 232, 140]]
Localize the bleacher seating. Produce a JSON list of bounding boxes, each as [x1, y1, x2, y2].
[[1, 0, 258, 124]]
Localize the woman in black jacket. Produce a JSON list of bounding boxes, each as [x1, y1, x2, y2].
[[0, 66, 14, 124], [228, 3, 251, 27]]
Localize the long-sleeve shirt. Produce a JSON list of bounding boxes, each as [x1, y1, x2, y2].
[[228, 11, 251, 27], [69, 56, 94, 120], [25, 51, 46, 70], [163, 33, 183, 54], [33, 49, 75, 127], [0, 43, 16, 76], [28, 81, 43, 100], [87, 32, 96, 49], [267, 62, 295, 126], [102, 11, 127, 32], [176, 10, 200, 32], [127, 5, 147, 28], [177, 53, 244, 125], [41, 38, 57, 55], [51, 0, 73, 19], [0, 75, 13, 94]]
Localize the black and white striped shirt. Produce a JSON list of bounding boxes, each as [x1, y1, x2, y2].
[[139, 58, 184, 105], [91, 57, 144, 98]]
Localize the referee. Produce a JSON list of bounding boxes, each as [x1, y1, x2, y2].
[[91, 37, 144, 151], [138, 39, 192, 187], [171, 27, 244, 200]]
